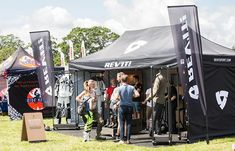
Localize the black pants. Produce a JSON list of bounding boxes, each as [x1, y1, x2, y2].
[[153, 103, 164, 133], [170, 101, 177, 133]]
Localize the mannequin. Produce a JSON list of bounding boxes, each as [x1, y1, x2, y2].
[[54, 74, 73, 124]]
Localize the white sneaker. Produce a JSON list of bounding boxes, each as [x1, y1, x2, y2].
[[118, 140, 125, 144]]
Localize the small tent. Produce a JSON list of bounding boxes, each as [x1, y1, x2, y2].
[[69, 26, 235, 142], [0, 47, 41, 120]]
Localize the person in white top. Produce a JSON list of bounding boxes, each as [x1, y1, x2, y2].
[[142, 85, 155, 131]]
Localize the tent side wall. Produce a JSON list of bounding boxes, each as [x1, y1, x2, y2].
[[187, 55, 235, 141]]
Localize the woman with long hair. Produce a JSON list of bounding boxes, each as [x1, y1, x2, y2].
[[76, 80, 96, 142]]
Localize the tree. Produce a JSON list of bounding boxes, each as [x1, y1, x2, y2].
[[59, 26, 119, 63], [50, 36, 62, 66], [0, 34, 25, 63]]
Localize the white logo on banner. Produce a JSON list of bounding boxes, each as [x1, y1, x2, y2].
[[125, 40, 147, 54], [216, 90, 229, 110]]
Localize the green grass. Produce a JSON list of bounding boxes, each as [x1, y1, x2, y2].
[[0, 116, 235, 151]]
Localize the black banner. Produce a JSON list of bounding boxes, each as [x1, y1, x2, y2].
[[30, 31, 54, 107], [8, 73, 42, 119], [168, 5, 207, 141]]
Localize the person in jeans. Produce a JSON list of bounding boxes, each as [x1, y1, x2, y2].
[[114, 74, 139, 144]]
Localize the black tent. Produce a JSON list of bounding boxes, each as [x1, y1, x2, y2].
[[0, 47, 42, 120], [0, 47, 39, 74], [69, 26, 235, 142], [69, 26, 235, 70]]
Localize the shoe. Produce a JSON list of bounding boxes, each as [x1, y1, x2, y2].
[[126, 140, 131, 144], [118, 140, 125, 144], [115, 136, 120, 141], [111, 135, 116, 140], [95, 136, 106, 140]]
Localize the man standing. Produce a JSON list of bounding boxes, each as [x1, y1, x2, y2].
[[146, 70, 167, 135]]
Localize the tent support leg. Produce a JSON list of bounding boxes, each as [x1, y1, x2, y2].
[[150, 66, 154, 141], [166, 67, 172, 145], [205, 110, 209, 144]]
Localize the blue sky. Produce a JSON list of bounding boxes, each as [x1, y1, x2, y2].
[[0, 0, 234, 47], [0, 0, 233, 21]]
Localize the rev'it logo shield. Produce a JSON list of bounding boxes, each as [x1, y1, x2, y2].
[[215, 90, 229, 110], [124, 40, 147, 54]]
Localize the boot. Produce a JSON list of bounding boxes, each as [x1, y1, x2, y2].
[[83, 131, 90, 142]]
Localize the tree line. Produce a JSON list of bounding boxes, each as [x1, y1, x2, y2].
[[0, 26, 119, 66], [0, 26, 234, 66]]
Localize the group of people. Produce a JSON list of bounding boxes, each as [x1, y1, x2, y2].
[[76, 70, 178, 143]]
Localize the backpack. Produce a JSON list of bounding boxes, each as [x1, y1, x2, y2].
[[77, 97, 90, 115]]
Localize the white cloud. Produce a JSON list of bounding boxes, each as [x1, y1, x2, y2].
[[73, 18, 100, 28], [0, 1, 234, 48], [103, 0, 195, 30], [199, 6, 235, 48], [0, 6, 74, 44]]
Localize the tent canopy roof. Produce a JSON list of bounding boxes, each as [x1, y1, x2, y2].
[[0, 47, 39, 74], [69, 26, 235, 71]]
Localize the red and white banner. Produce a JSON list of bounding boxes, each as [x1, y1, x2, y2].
[[81, 40, 86, 57], [68, 40, 74, 61]]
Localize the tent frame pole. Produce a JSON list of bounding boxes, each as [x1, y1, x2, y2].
[[150, 66, 154, 141], [166, 67, 173, 144], [205, 105, 209, 144]]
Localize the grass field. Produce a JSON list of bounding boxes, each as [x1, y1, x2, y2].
[[0, 116, 235, 151]]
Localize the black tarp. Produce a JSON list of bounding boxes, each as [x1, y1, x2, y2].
[[69, 26, 235, 71], [69, 26, 235, 141], [0, 47, 39, 74]]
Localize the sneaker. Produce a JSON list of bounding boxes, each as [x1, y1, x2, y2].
[[126, 140, 131, 144], [118, 140, 125, 144], [116, 136, 120, 141]]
